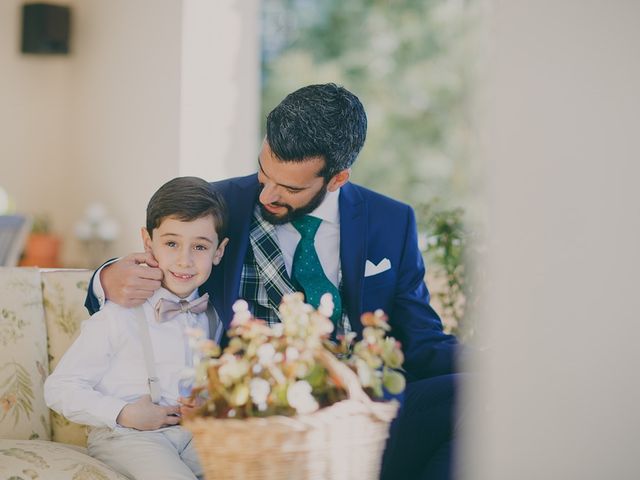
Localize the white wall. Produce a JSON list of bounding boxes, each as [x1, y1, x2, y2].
[[69, 0, 183, 264], [464, 1, 640, 478], [180, 0, 260, 180], [0, 0, 72, 234], [0, 0, 260, 267]]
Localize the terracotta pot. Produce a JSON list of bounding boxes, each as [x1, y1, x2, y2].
[[19, 233, 61, 268]]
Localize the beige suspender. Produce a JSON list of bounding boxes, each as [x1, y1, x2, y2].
[[134, 302, 222, 404], [134, 306, 162, 404]]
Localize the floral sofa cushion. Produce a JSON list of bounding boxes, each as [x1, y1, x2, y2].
[[0, 439, 128, 480], [0, 268, 51, 441], [41, 269, 93, 447]]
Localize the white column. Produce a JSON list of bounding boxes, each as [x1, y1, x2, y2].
[[464, 1, 640, 479], [179, 0, 260, 181]]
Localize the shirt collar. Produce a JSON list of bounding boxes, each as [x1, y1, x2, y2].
[[147, 286, 199, 309], [307, 188, 340, 225]]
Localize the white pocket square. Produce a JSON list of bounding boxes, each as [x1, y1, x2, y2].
[[364, 258, 391, 277]]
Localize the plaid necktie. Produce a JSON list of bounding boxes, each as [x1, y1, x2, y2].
[[291, 215, 342, 326]]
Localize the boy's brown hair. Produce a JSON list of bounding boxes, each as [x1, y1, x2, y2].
[[146, 177, 227, 239]]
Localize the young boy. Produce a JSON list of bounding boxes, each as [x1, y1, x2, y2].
[[45, 176, 228, 480]]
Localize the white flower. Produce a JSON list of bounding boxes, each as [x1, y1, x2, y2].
[[318, 293, 334, 318], [231, 300, 252, 326], [257, 343, 276, 365], [85, 203, 107, 222], [232, 299, 249, 313], [285, 346, 299, 361], [271, 323, 284, 337], [252, 364, 263, 374], [249, 377, 271, 405], [311, 313, 334, 336], [218, 356, 249, 386], [231, 311, 252, 326], [287, 381, 319, 415], [74, 220, 92, 241], [97, 218, 119, 241]]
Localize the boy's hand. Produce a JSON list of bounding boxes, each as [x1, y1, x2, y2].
[[116, 395, 181, 430], [178, 396, 203, 420], [101, 252, 162, 307]]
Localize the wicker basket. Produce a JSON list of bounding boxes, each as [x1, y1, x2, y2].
[[184, 350, 399, 480]]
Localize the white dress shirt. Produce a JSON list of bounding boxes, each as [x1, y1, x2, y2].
[[275, 188, 341, 287], [44, 287, 209, 429]]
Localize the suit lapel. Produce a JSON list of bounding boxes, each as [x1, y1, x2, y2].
[[206, 301, 223, 344], [210, 177, 260, 329], [339, 183, 367, 335]]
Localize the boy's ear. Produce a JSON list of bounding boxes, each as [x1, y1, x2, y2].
[[141, 227, 153, 253], [212, 237, 229, 266]]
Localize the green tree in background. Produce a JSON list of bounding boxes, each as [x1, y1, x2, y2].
[[261, 0, 479, 208]]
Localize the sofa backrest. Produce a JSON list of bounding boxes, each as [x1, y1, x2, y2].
[[0, 267, 51, 441], [42, 268, 93, 446], [0, 267, 92, 446]]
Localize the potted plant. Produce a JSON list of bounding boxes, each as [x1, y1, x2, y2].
[[19, 214, 61, 268]]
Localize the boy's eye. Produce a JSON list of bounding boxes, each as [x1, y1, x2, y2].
[[166, 241, 177, 248], [286, 188, 303, 194], [194, 244, 208, 251]]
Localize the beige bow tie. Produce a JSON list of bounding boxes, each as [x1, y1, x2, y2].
[[154, 293, 209, 323]]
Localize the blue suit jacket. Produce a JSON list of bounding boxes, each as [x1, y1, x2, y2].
[[86, 174, 459, 379], [205, 175, 458, 379]]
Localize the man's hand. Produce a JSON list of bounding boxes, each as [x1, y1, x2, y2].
[[116, 395, 181, 430], [101, 252, 162, 307]]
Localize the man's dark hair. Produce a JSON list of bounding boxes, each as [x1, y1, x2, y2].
[[146, 176, 227, 239], [266, 83, 367, 180]]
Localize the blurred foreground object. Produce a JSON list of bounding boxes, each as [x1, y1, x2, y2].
[[183, 293, 402, 480]]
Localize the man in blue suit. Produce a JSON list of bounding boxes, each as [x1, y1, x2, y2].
[[86, 83, 462, 479]]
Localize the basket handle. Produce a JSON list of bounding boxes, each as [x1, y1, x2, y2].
[[315, 348, 372, 405]]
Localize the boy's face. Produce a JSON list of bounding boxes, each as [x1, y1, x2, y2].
[[141, 215, 228, 298]]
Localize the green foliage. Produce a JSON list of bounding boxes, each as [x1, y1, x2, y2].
[[261, 0, 478, 206], [416, 201, 481, 341], [417, 201, 466, 334], [30, 214, 52, 234]]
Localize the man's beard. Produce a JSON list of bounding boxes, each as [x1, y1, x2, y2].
[[259, 184, 328, 225]]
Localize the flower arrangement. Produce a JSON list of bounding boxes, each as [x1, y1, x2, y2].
[[184, 293, 405, 419], [74, 203, 119, 268]]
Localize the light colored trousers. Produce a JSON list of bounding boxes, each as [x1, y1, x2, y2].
[[88, 425, 204, 480]]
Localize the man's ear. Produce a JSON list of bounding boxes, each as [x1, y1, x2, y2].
[[141, 227, 153, 253], [212, 237, 229, 266], [327, 169, 350, 192]]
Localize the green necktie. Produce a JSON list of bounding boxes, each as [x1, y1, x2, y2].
[[291, 215, 342, 327]]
